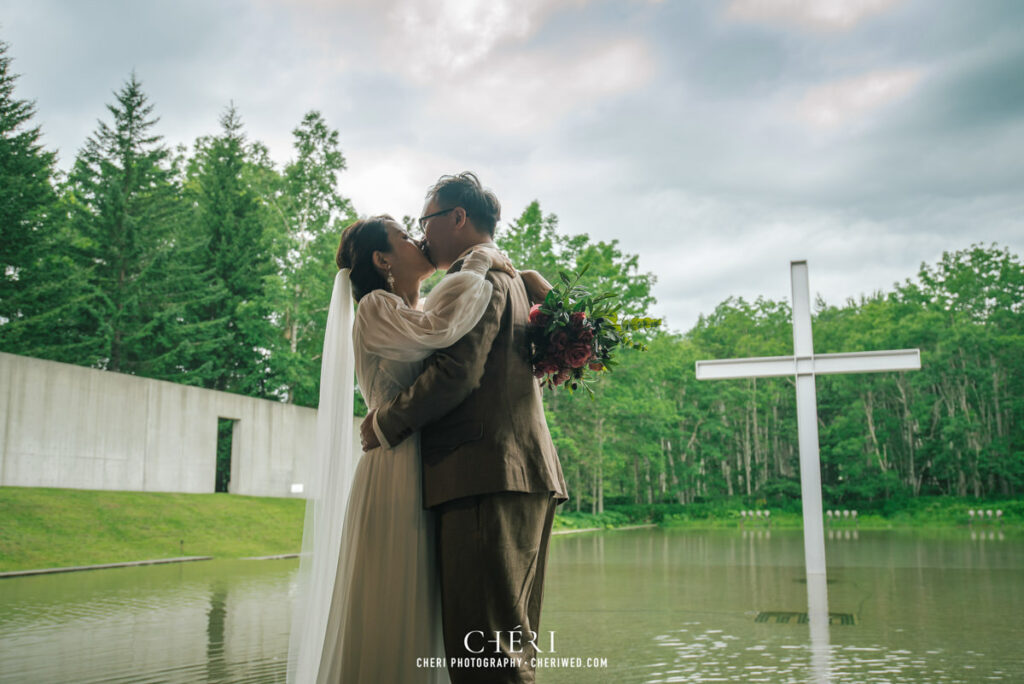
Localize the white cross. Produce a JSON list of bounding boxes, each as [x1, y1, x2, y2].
[[695, 261, 921, 578]]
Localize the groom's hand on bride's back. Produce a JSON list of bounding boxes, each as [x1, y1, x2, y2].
[[360, 410, 381, 452]]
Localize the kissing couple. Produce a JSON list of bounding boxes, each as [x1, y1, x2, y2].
[[287, 172, 569, 683]]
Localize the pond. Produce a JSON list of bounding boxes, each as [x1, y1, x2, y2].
[[1, 527, 1022, 682]]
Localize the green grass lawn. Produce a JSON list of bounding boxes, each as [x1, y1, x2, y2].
[[0, 487, 306, 572], [3, 487, 1021, 572]]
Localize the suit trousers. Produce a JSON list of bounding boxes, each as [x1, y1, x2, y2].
[[436, 491, 558, 684]]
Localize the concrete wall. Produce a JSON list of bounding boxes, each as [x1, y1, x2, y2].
[[0, 352, 360, 498]]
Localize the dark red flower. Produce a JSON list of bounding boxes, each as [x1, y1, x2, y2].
[[589, 361, 604, 371], [567, 343, 593, 369], [570, 311, 587, 327], [537, 359, 561, 376], [550, 330, 569, 351], [529, 304, 550, 326]]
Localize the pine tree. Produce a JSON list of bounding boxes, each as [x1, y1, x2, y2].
[[63, 72, 197, 375], [185, 104, 281, 395], [134, 147, 232, 383], [0, 37, 66, 356]]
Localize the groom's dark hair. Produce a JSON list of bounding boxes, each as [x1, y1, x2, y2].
[[428, 171, 501, 237]]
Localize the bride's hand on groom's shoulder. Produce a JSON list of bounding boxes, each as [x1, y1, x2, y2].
[[486, 250, 518, 279]]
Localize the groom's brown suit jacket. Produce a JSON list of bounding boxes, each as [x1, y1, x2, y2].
[[374, 246, 568, 509]]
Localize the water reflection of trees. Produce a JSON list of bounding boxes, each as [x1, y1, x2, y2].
[[206, 581, 228, 682]]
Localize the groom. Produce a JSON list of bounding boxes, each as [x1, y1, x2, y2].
[[360, 171, 568, 683]]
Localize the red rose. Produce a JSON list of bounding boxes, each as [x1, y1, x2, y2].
[[537, 359, 560, 376], [550, 330, 569, 351], [529, 304, 550, 326], [570, 311, 587, 327], [554, 370, 571, 385], [567, 343, 592, 369], [577, 327, 595, 343]]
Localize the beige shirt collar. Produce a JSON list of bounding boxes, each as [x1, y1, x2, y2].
[[455, 241, 498, 262]]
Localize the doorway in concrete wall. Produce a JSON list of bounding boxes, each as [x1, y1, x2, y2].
[[216, 418, 239, 493]]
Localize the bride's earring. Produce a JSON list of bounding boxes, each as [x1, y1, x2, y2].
[[386, 264, 395, 291]]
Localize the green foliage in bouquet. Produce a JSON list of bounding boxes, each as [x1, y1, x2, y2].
[[528, 262, 661, 395]]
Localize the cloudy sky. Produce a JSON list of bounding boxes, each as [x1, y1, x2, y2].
[[2, 0, 1022, 334]]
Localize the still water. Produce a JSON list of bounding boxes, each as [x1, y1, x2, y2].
[[1, 528, 1022, 683]]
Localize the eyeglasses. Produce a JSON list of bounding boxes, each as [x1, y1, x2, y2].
[[418, 207, 456, 230]]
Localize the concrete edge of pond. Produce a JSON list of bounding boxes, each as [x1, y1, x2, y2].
[[553, 524, 657, 535], [240, 553, 300, 560], [0, 556, 214, 578]]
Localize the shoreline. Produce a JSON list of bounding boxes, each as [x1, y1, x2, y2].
[[553, 523, 657, 535], [0, 553, 305, 578], [0, 555, 214, 579], [3, 522, 1017, 578]]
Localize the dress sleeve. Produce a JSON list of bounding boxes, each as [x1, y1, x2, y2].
[[353, 250, 494, 363]]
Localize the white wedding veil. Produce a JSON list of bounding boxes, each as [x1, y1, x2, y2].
[[286, 268, 358, 684]]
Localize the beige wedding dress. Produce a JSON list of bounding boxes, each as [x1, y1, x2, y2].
[[314, 250, 495, 683]]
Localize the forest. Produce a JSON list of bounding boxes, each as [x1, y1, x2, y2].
[[2, 39, 1021, 512]]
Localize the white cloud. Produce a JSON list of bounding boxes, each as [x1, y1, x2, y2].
[[385, 0, 534, 80], [726, 0, 904, 31], [342, 146, 466, 220], [611, 186, 966, 332], [256, 0, 654, 135], [796, 68, 924, 129], [337, 0, 593, 83], [425, 38, 657, 134], [255, 0, 575, 82]]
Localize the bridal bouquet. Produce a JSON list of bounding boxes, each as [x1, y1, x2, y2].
[[527, 263, 661, 394]]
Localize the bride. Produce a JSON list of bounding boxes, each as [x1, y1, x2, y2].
[[286, 214, 521, 683]]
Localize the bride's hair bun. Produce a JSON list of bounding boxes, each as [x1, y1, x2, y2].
[[336, 215, 395, 302]]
